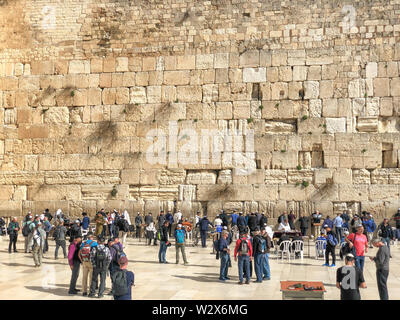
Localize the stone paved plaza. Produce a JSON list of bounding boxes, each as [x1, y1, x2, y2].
[[1, 236, 399, 300]]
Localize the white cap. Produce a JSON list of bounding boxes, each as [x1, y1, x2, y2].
[[178, 224, 182, 228], [75, 220, 80, 223]]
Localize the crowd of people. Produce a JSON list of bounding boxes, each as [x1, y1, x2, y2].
[[2, 206, 399, 300]]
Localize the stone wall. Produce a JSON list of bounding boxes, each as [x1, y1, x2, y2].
[[1, 0, 400, 222]]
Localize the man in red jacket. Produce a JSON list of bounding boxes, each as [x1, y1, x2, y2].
[[234, 231, 253, 285]]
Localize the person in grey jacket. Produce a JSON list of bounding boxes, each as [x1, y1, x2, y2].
[[54, 221, 68, 259], [32, 223, 46, 267], [369, 238, 390, 300]]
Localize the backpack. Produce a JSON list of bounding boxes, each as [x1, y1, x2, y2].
[[176, 229, 185, 244], [111, 270, 129, 296], [121, 219, 129, 232], [113, 244, 126, 264], [95, 246, 107, 269], [256, 236, 266, 254], [80, 242, 91, 262], [22, 223, 31, 237], [239, 238, 250, 256]]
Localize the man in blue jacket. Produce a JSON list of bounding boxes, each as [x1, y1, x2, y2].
[[81, 212, 90, 240], [218, 231, 230, 281], [231, 212, 238, 228], [165, 211, 174, 236], [364, 214, 376, 248], [197, 215, 213, 248], [322, 226, 338, 267]]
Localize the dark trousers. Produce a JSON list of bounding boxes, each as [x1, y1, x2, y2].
[[335, 227, 343, 244], [43, 232, 49, 253], [300, 227, 308, 236], [168, 224, 172, 237], [238, 255, 250, 283], [69, 260, 81, 292], [158, 241, 167, 263], [200, 230, 207, 247], [90, 268, 107, 296], [8, 234, 17, 253], [376, 269, 389, 300], [254, 253, 265, 282], [55, 240, 67, 258], [136, 226, 141, 238], [325, 244, 336, 265], [219, 252, 229, 280]]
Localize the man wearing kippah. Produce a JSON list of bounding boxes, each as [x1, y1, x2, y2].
[[336, 253, 367, 300]]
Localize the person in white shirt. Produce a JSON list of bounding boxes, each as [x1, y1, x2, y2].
[[174, 211, 182, 224], [214, 216, 223, 227], [263, 225, 274, 239], [195, 211, 201, 225], [119, 210, 131, 248], [146, 222, 156, 245], [278, 219, 291, 232]]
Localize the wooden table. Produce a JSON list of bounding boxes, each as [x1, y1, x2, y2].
[[280, 281, 326, 300]]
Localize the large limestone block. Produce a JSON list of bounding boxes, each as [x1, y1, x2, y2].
[[28, 185, 81, 201], [356, 117, 378, 132], [68, 60, 90, 74], [314, 169, 333, 184], [319, 80, 334, 98], [186, 171, 217, 184], [178, 185, 196, 201], [222, 201, 243, 212], [175, 55, 195, 70], [45, 170, 120, 185], [0, 185, 14, 200], [369, 185, 400, 201], [297, 118, 325, 134], [243, 68, 266, 83], [121, 169, 140, 185], [158, 169, 186, 185], [44, 107, 69, 124], [333, 168, 352, 184], [217, 169, 232, 184], [239, 50, 259, 67], [18, 125, 49, 139], [116, 57, 129, 72], [366, 62, 378, 78], [214, 53, 229, 69], [339, 185, 369, 201], [325, 118, 346, 133], [197, 184, 252, 201], [271, 151, 298, 169], [287, 169, 314, 184], [265, 121, 296, 134], [391, 78, 400, 96], [352, 169, 371, 184], [278, 185, 307, 201], [303, 81, 319, 99], [373, 78, 390, 97], [253, 185, 278, 201], [176, 86, 202, 102], [196, 54, 214, 69], [130, 87, 147, 104], [163, 71, 190, 85]]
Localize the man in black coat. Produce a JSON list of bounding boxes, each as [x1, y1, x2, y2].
[[248, 213, 258, 233]]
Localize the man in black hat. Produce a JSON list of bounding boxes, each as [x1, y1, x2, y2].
[[252, 228, 266, 283]]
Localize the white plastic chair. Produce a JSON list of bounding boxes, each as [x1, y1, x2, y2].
[[315, 240, 326, 260], [291, 240, 304, 260], [278, 240, 291, 261]]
